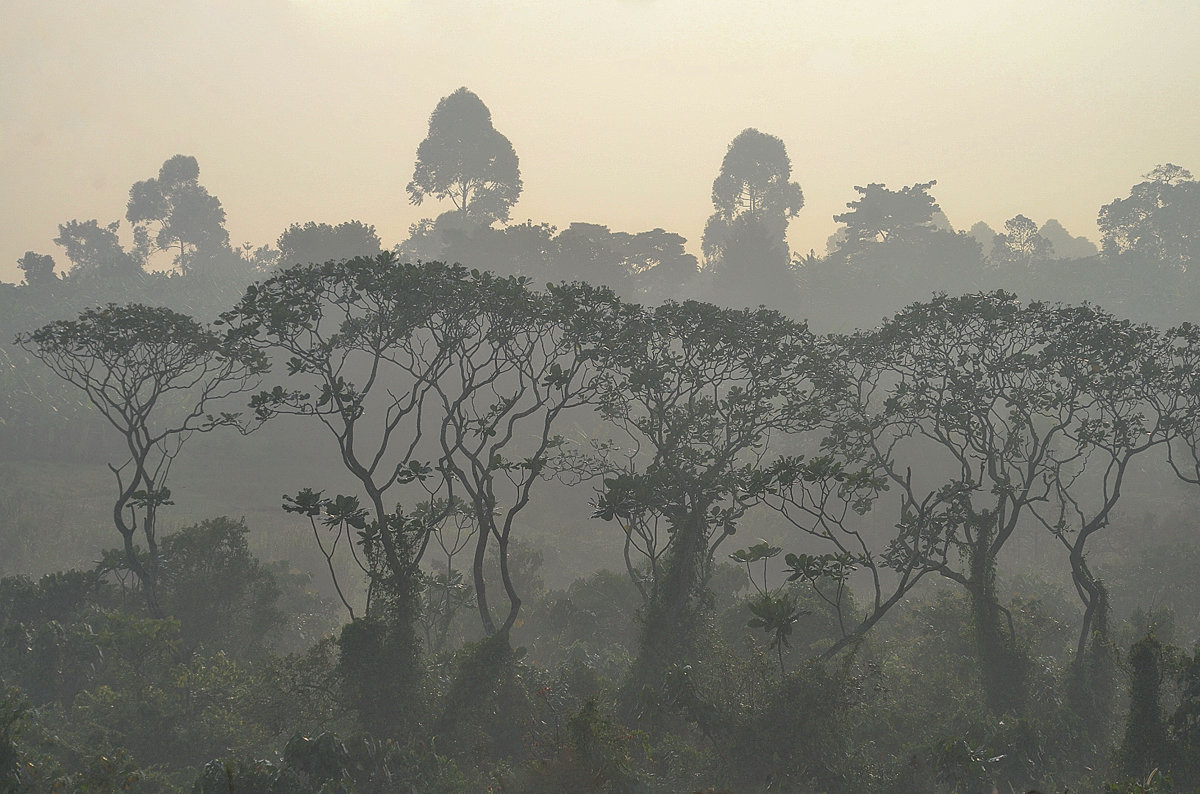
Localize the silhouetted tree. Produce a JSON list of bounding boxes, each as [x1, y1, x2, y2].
[[126, 155, 231, 275], [1099, 164, 1199, 273], [553, 222, 631, 288], [276, 220, 382, 269], [832, 180, 942, 254], [407, 87, 522, 225], [437, 219, 559, 279], [432, 278, 621, 638], [967, 220, 997, 259], [53, 220, 143, 280], [618, 227, 699, 301], [592, 301, 836, 694], [838, 293, 1194, 713], [701, 129, 804, 309], [16, 305, 265, 615], [1038, 218, 1097, 260], [16, 252, 56, 288], [989, 214, 1054, 269], [813, 181, 982, 325]]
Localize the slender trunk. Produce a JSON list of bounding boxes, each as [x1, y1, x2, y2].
[[114, 500, 161, 618], [1067, 550, 1116, 724], [472, 501, 497, 636], [497, 533, 522, 635]]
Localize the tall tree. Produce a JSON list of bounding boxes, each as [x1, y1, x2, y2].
[[16, 305, 264, 616], [1025, 308, 1188, 693], [832, 181, 942, 254], [592, 301, 836, 694], [701, 129, 804, 309], [839, 292, 1187, 713], [223, 254, 472, 733], [432, 277, 621, 638], [1098, 164, 1200, 273], [222, 255, 618, 729], [126, 154, 231, 275], [406, 87, 522, 225], [988, 214, 1054, 269], [707, 128, 805, 223]]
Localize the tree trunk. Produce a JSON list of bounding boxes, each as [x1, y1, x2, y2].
[[966, 540, 1023, 714], [627, 507, 709, 700]]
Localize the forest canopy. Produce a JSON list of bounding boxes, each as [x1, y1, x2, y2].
[[2, 84, 1200, 793]]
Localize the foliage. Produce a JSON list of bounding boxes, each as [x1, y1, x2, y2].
[[1099, 164, 1200, 272], [701, 128, 804, 309], [16, 304, 265, 616], [592, 299, 838, 690], [53, 219, 144, 280], [126, 154, 231, 275], [407, 87, 522, 225], [275, 220, 382, 270]]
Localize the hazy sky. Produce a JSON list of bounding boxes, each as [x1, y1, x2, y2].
[[2, 0, 1198, 282]]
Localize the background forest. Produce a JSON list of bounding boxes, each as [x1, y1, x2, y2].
[[3, 85, 1200, 793]]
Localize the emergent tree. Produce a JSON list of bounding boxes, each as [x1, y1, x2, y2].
[[126, 155, 231, 275], [406, 87, 523, 226]]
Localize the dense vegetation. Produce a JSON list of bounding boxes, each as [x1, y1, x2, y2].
[[3, 88, 1200, 792]]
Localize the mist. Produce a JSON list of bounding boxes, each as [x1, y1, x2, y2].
[[3, 3, 1200, 792]]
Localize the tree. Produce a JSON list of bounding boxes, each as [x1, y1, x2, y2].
[[552, 223, 631, 288], [832, 180, 942, 254], [707, 129, 804, 224], [431, 218, 559, 281], [154, 517, 285, 660], [430, 277, 621, 639], [16, 252, 56, 288], [223, 254, 476, 733], [222, 255, 619, 729], [435, 221, 698, 302], [276, 220, 382, 269], [53, 220, 143, 280], [223, 255, 471, 611], [701, 129, 804, 309], [617, 227, 698, 301], [16, 305, 265, 616], [591, 301, 837, 692], [1099, 164, 1200, 273], [1025, 309, 1188, 689], [988, 214, 1054, 269], [126, 154, 231, 275], [967, 221, 998, 259], [835, 293, 1188, 712], [816, 181, 983, 324], [406, 87, 522, 225]]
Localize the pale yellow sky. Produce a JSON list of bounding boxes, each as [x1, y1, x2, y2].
[[2, 0, 1198, 283]]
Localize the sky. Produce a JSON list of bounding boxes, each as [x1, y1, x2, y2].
[[2, 0, 1198, 283]]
